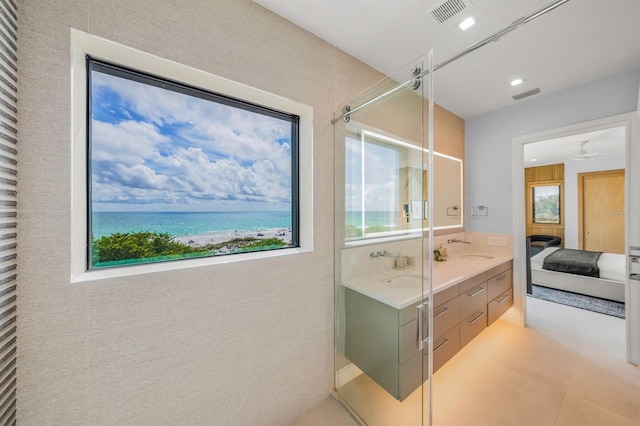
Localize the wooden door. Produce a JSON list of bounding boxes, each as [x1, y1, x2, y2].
[[578, 169, 625, 254]]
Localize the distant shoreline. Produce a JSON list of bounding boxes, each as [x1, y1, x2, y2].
[[172, 227, 292, 247], [91, 211, 293, 241]]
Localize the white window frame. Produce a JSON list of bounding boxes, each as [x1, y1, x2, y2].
[[70, 29, 314, 283]]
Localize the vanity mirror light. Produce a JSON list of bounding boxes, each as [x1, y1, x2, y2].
[[344, 125, 463, 243]]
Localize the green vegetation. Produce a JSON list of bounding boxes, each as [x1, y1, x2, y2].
[[533, 194, 560, 223], [203, 236, 286, 252], [92, 231, 288, 267], [92, 231, 200, 264]]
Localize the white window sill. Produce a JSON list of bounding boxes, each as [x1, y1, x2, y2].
[[71, 246, 311, 283]]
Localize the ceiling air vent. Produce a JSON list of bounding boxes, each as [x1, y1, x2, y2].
[[512, 88, 541, 101], [429, 0, 469, 24]]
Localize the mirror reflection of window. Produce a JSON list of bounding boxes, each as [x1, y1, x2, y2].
[[345, 135, 364, 238], [345, 131, 405, 239], [344, 126, 463, 242], [364, 140, 401, 234], [532, 185, 561, 224]]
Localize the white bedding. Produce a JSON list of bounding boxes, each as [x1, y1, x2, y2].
[[531, 247, 626, 283]]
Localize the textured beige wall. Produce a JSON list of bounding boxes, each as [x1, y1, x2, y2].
[[17, 0, 383, 424], [17, 0, 466, 423]]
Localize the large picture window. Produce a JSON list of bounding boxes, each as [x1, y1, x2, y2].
[[87, 58, 299, 269]]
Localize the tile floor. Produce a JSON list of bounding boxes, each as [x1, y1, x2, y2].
[[292, 297, 640, 425]]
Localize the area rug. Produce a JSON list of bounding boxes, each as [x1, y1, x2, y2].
[[530, 284, 625, 319]]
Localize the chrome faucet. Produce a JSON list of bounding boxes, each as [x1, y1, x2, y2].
[[369, 250, 395, 258], [448, 238, 471, 244]]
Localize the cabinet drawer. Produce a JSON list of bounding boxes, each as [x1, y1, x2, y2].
[[398, 284, 460, 326], [433, 296, 459, 340], [459, 272, 488, 293], [488, 288, 513, 325], [433, 324, 460, 373], [459, 281, 488, 320], [486, 260, 512, 281], [401, 295, 459, 363], [460, 307, 487, 348], [488, 268, 512, 301], [433, 283, 460, 308]]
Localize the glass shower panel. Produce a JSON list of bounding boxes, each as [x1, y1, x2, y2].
[[334, 60, 432, 425]]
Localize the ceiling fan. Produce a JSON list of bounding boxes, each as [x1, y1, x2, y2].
[[574, 140, 599, 160]]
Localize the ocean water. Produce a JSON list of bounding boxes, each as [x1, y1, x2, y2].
[[345, 211, 399, 228], [91, 211, 292, 239], [91, 211, 396, 240]]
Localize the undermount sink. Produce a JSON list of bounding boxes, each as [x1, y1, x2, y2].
[[381, 275, 425, 289], [460, 254, 494, 260]]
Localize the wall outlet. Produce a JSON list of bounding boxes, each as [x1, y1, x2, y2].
[[488, 236, 507, 247], [350, 252, 358, 265]]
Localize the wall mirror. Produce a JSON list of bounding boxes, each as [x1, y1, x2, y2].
[[426, 152, 464, 230], [344, 126, 463, 242]]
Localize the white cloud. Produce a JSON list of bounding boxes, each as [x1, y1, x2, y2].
[[93, 71, 291, 164], [91, 69, 294, 210], [112, 163, 169, 189], [92, 120, 168, 166]]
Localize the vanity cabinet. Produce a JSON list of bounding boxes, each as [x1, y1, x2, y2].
[[344, 260, 513, 401], [345, 281, 460, 401], [345, 287, 425, 401]]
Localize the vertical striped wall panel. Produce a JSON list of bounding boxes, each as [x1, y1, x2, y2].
[[0, 0, 16, 424], [524, 163, 564, 182]]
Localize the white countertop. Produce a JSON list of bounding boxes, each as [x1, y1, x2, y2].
[[341, 253, 513, 309]]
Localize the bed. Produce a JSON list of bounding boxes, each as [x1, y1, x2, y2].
[[530, 247, 626, 302]]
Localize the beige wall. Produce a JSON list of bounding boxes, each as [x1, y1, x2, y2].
[[17, 0, 383, 424], [17, 0, 465, 424]]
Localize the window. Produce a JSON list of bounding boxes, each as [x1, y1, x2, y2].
[[87, 58, 299, 269], [530, 183, 562, 224]]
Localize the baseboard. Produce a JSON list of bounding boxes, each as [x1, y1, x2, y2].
[[335, 362, 362, 388]]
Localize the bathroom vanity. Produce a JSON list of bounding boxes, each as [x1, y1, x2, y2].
[[343, 256, 513, 401]]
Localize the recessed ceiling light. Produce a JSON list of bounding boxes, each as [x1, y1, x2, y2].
[[458, 16, 476, 31], [510, 78, 525, 87], [531, 158, 537, 162]]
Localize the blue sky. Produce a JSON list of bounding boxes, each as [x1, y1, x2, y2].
[[90, 70, 293, 212]]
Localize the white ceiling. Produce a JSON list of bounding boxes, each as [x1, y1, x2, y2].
[[523, 126, 626, 166], [253, 0, 640, 118]]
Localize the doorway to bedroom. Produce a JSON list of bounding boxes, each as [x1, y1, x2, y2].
[[522, 124, 627, 319], [513, 111, 640, 366]]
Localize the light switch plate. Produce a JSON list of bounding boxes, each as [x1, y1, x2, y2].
[[488, 236, 507, 246]]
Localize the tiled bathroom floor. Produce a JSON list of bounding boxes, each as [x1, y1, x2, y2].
[[292, 297, 640, 425]]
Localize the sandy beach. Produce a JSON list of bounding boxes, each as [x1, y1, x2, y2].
[[173, 227, 292, 247]]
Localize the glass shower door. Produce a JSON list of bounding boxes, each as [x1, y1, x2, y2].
[[333, 56, 434, 425]]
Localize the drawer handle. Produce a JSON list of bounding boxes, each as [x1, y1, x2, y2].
[[497, 294, 511, 304], [434, 338, 449, 352], [496, 273, 508, 281], [434, 306, 449, 318], [467, 287, 485, 297], [468, 311, 485, 324]]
